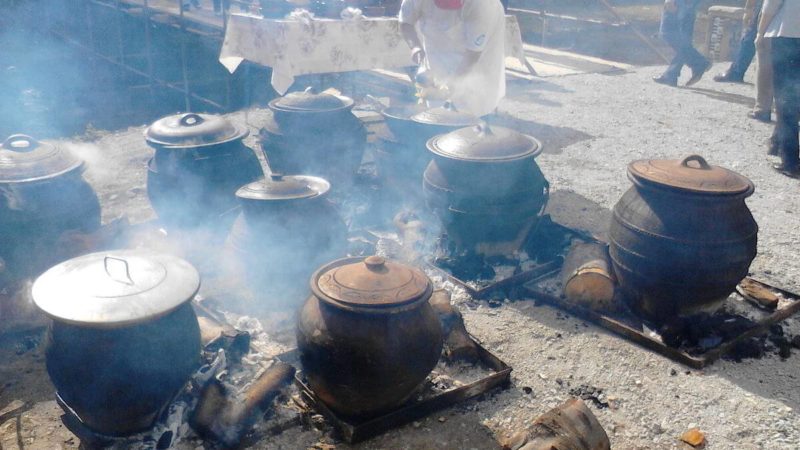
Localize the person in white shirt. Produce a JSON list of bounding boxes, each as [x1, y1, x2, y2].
[[758, 0, 800, 176], [399, 0, 506, 117]]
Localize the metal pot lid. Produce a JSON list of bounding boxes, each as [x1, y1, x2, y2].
[[312, 256, 432, 310], [427, 124, 542, 162], [236, 174, 330, 201], [269, 87, 354, 113], [144, 112, 248, 148], [628, 155, 754, 196], [0, 134, 83, 183], [32, 249, 200, 328], [411, 101, 482, 128]]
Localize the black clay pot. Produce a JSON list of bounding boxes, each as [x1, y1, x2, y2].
[[260, 88, 366, 184], [33, 250, 202, 436], [144, 113, 261, 233], [224, 175, 348, 307], [0, 134, 101, 283], [609, 155, 758, 322], [422, 124, 548, 253]]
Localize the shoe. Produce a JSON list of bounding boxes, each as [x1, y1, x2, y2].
[[772, 163, 800, 179], [653, 75, 677, 87], [748, 110, 771, 123], [685, 61, 711, 87], [713, 71, 744, 83]]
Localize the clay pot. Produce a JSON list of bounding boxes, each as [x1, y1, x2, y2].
[[144, 112, 261, 233], [0, 134, 101, 283], [609, 155, 758, 321], [224, 174, 347, 306], [297, 256, 443, 418], [32, 250, 202, 436], [260, 88, 366, 184], [422, 124, 548, 254]]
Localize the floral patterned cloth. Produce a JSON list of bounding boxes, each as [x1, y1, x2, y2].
[[219, 13, 529, 94]]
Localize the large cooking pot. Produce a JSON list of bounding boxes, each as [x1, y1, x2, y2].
[[410, 102, 483, 142], [260, 88, 366, 183], [0, 134, 101, 283], [609, 155, 758, 321], [32, 249, 202, 436], [422, 124, 548, 253], [144, 113, 261, 232], [224, 174, 347, 307], [297, 255, 443, 418]]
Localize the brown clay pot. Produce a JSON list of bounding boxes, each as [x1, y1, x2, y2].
[[296, 256, 443, 418]]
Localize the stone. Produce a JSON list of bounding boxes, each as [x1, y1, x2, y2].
[[680, 428, 706, 447]]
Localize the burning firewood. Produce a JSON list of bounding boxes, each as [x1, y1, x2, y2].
[[191, 362, 296, 448], [501, 398, 610, 450], [560, 242, 617, 311], [429, 289, 481, 363]]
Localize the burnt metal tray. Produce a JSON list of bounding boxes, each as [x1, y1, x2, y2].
[[427, 257, 563, 300], [522, 277, 800, 369], [293, 337, 512, 444]]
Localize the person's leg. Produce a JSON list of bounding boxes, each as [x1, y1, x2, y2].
[[657, 10, 684, 83], [754, 37, 774, 119], [770, 38, 800, 171], [677, 3, 710, 82], [724, 23, 758, 80]]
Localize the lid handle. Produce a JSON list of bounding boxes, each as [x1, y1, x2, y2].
[[474, 122, 493, 137], [680, 155, 712, 170], [104, 256, 135, 286], [443, 100, 457, 112], [303, 86, 317, 95], [2, 134, 39, 153], [179, 113, 205, 127], [364, 255, 387, 271], [269, 173, 284, 181]]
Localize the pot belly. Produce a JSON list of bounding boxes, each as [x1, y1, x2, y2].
[[609, 187, 758, 321], [296, 297, 443, 418], [45, 302, 201, 436]]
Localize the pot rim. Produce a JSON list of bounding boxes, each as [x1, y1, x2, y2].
[[145, 125, 250, 149], [628, 172, 755, 200]]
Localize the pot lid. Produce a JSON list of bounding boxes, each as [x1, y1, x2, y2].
[[628, 155, 754, 195], [236, 174, 330, 201], [269, 87, 354, 113], [312, 256, 432, 311], [144, 112, 248, 148], [411, 101, 482, 128], [32, 249, 200, 328], [427, 124, 542, 162], [0, 134, 83, 183]]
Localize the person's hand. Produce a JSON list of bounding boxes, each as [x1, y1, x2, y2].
[[411, 46, 425, 66], [755, 33, 764, 47], [664, 0, 677, 13]]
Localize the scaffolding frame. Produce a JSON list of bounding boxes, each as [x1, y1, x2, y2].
[[39, 0, 255, 112]]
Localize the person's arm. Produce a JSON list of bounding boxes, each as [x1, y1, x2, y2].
[[398, 0, 424, 64], [757, 0, 783, 43], [400, 23, 424, 64]]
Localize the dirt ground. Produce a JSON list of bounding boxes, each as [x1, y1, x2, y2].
[[2, 59, 800, 450]]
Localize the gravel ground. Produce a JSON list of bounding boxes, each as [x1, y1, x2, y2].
[[2, 62, 799, 450]]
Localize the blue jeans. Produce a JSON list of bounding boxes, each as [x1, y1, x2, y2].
[[659, 1, 708, 80], [771, 38, 800, 168], [727, 13, 759, 79]]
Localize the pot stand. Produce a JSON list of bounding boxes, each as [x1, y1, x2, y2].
[[289, 336, 511, 444], [522, 276, 800, 369]]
